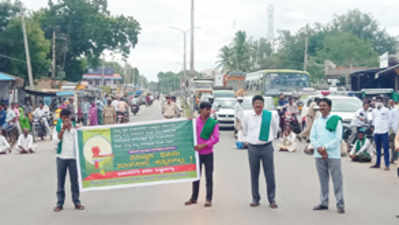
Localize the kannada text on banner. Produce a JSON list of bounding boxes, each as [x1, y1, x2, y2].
[[76, 119, 199, 191]]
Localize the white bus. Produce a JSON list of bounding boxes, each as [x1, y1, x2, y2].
[[245, 69, 311, 96]]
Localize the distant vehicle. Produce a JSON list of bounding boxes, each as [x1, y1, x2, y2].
[[245, 69, 310, 96], [223, 72, 246, 91], [301, 95, 363, 125], [211, 97, 236, 129], [213, 90, 235, 99]]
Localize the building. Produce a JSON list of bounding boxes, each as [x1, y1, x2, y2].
[[82, 68, 122, 88]]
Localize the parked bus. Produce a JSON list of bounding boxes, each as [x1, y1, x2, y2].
[[245, 69, 310, 96]]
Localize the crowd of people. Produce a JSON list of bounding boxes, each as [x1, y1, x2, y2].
[[0, 92, 157, 155]]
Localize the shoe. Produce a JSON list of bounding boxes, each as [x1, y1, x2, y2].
[[384, 167, 390, 171], [184, 199, 197, 206], [204, 201, 212, 207], [75, 204, 85, 210], [370, 165, 380, 169], [53, 206, 63, 212], [249, 202, 260, 207], [313, 205, 328, 210], [269, 203, 278, 209], [337, 208, 345, 214]]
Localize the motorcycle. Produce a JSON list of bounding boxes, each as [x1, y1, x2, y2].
[[32, 116, 48, 142], [116, 111, 129, 124], [131, 104, 140, 116]]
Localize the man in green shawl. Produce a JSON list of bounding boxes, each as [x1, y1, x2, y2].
[[349, 128, 371, 162], [241, 95, 280, 209]]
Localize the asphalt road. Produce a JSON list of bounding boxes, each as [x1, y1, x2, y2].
[[0, 100, 398, 225]]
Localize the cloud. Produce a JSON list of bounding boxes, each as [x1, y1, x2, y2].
[[21, 0, 399, 81]]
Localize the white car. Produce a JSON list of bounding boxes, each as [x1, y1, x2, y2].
[[212, 98, 236, 129], [301, 95, 363, 124]]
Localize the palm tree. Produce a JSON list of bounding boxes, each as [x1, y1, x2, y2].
[[216, 45, 234, 73]]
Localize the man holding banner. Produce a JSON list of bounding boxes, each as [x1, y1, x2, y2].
[[53, 109, 85, 212], [242, 95, 280, 209], [185, 102, 219, 207]]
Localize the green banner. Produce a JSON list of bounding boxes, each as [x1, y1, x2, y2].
[[76, 119, 199, 192]]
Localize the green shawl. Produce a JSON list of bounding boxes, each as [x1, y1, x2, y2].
[[326, 115, 342, 132], [259, 110, 272, 141], [200, 118, 218, 140]]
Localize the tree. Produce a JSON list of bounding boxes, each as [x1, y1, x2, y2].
[[37, 0, 141, 81], [316, 32, 378, 67], [331, 9, 397, 54], [0, 4, 51, 79], [216, 46, 234, 72]]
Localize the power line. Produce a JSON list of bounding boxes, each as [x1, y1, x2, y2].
[[0, 54, 26, 63]]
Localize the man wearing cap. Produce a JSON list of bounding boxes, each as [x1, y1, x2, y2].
[[162, 96, 179, 119], [234, 96, 244, 135]]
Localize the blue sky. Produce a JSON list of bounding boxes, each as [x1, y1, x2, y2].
[[22, 0, 399, 81]]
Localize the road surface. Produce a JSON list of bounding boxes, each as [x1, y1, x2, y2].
[[0, 100, 397, 225]]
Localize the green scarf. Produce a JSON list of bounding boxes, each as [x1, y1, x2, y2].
[[200, 118, 218, 140], [259, 110, 272, 141], [326, 115, 342, 132], [355, 138, 365, 152]]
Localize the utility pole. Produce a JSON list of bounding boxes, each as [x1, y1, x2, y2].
[[51, 30, 56, 79], [190, 0, 195, 73], [21, 10, 34, 89], [304, 36, 309, 71]]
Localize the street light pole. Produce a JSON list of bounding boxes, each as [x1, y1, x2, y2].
[[190, 0, 195, 73], [21, 10, 34, 89]]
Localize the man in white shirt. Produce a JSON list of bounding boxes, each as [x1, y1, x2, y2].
[[242, 95, 279, 209], [53, 109, 85, 212], [17, 128, 34, 154], [0, 129, 10, 154], [33, 102, 51, 135], [388, 100, 399, 163], [234, 97, 244, 134], [350, 100, 372, 143], [370, 96, 391, 170]]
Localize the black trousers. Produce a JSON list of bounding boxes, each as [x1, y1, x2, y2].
[[191, 153, 214, 202], [56, 158, 81, 207]]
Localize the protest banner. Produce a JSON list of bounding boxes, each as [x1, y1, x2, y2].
[[75, 119, 199, 192]]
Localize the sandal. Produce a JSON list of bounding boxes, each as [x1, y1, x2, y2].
[[53, 206, 63, 212], [184, 199, 197, 206], [75, 204, 85, 210], [204, 201, 212, 207]]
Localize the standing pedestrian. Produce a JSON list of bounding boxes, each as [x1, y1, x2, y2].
[[53, 109, 85, 212], [185, 102, 219, 207], [96, 99, 104, 125], [103, 100, 116, 125], [88, 101, 98, 126], [388, 99, 399, 164], [370, 96, 391, 170], [310, 98, 345, 214], [162, 96, 179, 119], [242, 95, 280, 209]]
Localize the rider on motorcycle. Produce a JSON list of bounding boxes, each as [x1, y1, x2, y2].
[[33, 102, 51, 136], [350, 99, 372, 143]]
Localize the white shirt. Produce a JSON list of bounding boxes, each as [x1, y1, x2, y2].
[[0, 135, 10, 152], [17, 134, 33, 149], [350, 138, 371, 156], [53, 128, 77, 159], [234, 103, 244, 120], [242, 110, 279, 145], [6, 109, 16, 123], [33, 107, 49, 118], [352, 107, 372, 127], [111, 100, 120, 111], [389, 107, 399, 132], [372, 107, 391, 134]]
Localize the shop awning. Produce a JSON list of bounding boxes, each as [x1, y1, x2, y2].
[[0, 72, 16, 81], [56, 91, 75, 97]]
